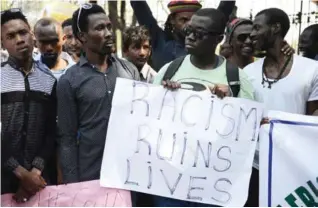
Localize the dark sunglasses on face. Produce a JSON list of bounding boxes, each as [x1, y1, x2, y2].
[[1, 8, 22, 15], [237, 33, 250, 42], [183, 26, 221, 40]]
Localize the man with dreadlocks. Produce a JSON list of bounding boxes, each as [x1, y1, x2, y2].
[[130, 0, 236, 71]]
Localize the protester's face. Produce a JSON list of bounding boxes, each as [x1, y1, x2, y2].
[[231, 24, 253, 57], [299, 30, 317, 59], [125, 40, 151, 69], [36, 24, 64, 67], [250, 14, 274, 51], [81, 13, 113, 56], [63, 25, 82, 57], [1, 19, 34, 62], [171, 12, 194, 38], [185, 15, 223, 56]]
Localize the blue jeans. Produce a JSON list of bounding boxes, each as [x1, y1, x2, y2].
[[152, 195, 219, 207]]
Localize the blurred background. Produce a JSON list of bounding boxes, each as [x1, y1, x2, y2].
[[1, 0, 317, 55]]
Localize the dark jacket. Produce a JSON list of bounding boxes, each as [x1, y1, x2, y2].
[[130, 0, 236, 71]]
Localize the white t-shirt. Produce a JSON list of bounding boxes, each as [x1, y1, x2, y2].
[[244, 55, 318, 115], [244, 55, 318, 169]]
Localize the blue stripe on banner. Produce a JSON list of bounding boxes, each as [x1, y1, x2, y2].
[[267, 119, 318, 207], [268, 122, 274, 207]]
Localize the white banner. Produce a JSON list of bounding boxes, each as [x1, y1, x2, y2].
[[259, 111, 318, 207], [101, 78, 264, 206]]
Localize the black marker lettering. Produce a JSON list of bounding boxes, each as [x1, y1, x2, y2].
[[158, 89, 176, 121], [180, 132, 188, 165], [214, 146, 231, 172], [193, 141, 212, 168], [235, 107, 257, 141], [156, 129, 176, 161], [216, 104, 235, 138], [211, 178, 232, 203], [160, 169, 182, 195], [124, 159, 139, 186], [187, 176, 207, 201], [147, 161, 152, 189], [130, 82, 150, 116], [205, 100, 214, 130], [135, 125, 151, 155], [181, 95, 202, 127]]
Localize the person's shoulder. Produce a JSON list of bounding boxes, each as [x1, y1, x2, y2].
[[243, 58, 264, 75], [294, 55, 318, 68], [114, 55, 140, 80], [116, 56, 138, 72], [60, 62, 81, 81], [35, 61, 56, 80]]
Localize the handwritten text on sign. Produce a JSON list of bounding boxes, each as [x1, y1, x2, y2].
[[100, 78, 264, 206], [1, 180, 131, 207]]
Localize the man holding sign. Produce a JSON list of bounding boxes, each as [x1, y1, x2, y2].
[[100, 78, 263, 207]]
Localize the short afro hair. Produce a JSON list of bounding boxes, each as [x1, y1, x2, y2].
[[72, 3, 106, 41], [256, 8, 290, 38], [123, 26, 151, 51], [194, 8, 227, 34], [1, 8, 30, 28], [302, 24, 318, 41], [62, 18, 73, 29]]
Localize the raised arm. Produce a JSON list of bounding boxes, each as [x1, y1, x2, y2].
[[57, 76, 79, 183], [130, 0, 164, 47], [217, 0, 236, 23]]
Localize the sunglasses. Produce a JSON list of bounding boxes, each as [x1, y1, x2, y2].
[[1, 8, 22, 15], [184, 26, 221, 40], [236, 33, 250, 42], [77, 3, 93, 33]]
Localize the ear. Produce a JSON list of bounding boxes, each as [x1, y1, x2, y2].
[[148, 47, 152, 57], [272, 23, 281, 35], [78, 32, 87, 43]]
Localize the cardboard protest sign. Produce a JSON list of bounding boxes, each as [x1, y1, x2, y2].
[[100, 78, 264, 206], [259, 111, 318, 207], [1, 180, 131, 207]]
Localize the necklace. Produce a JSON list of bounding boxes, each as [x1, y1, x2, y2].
[[261, 55, 292, 89]]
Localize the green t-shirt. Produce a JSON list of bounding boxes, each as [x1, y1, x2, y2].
[[153, 55, 254, 100]]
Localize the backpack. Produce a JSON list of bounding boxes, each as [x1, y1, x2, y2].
[[162, 56, 241, 97]]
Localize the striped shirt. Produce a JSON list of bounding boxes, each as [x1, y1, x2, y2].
[[1, 58, 57, 193]]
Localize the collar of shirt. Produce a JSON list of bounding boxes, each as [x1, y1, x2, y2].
[[79, 54, 116, 67], [34, 51, 75, 69], [140, 62, 157, 81], [6, 56, 38, 74]]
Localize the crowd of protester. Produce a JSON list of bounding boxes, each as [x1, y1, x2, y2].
[[1, 0, 318, 206]]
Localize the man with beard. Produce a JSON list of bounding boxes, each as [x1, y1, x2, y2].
[[130, 0, 236, 71], [62, 18, 82, 63], [34, 18, 75, 80], [57, 3, 140, 184], [245, 8, 318, 115], [223, 18, 294, 69], [299, 24, 318, 61], [123, 26, 157, 83], [1, 9, 56, 202], [152, 8, 254, 206]]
